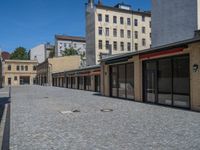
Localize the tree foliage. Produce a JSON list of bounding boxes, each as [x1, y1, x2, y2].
[[62, 48, 78, 56], [10, 47, 29, 60]]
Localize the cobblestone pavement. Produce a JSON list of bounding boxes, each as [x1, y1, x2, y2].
[[9, 86, 200, 150]]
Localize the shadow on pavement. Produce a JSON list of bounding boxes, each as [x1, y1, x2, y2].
[[0, 97, 10, 150]]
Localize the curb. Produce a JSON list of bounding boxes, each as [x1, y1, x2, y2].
[[0, 103, 8, 149]]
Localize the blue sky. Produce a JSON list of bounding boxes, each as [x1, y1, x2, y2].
[[0, 0, 151, 52]]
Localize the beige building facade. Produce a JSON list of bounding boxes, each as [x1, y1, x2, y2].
[[51, 37, 200, 112], [101, 38, 200, 112], [86, 1, 151, 65], [2, 60, 38, 86], [36, 56, 81, 86]]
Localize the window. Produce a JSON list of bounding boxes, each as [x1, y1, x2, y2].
[[74, 43, 77, 48], [149, 21, 151, 28], [98, 27, 103, 35], [113, 41, 117, 50], [127, 30, 131, 38], [25, 66, 28, 71], [127, 42, 131, 51], [120, 29, 124, 38], [21, 66, 24, 71], [14, 76, 17, 81], [150, 33, 152, 38], [64, 43, 67, 48], [106, 28, 109, 36], [113, 16, 117, 23], [33, 66, 37, 71], [105, 15, 109, 22], [8, 65, 11, 71], [127, 18, 131, 25], [106, 41, 110, 50], [98, 40, 103, 49], [16, 65, 20, 71], [120, 17, 124, 24], [134, 19, 138, 26], [135, 31, 138, 39], [142, 16, 145, 21], [120, 42, 124, 51], [135, 43, 138, 51], [142, 38, 146, 46], [113, 28, 117, 37], [142, 27, 146, 33], [98, 14, 102, 22]]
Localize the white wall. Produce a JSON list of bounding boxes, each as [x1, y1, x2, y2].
[[30, 44, 45, 63], [55, 40, 86, 57]]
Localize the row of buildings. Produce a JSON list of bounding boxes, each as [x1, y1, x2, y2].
[[0, 0, 200, 112]]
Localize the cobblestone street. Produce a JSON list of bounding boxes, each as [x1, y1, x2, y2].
[[8, 86, 200, 150]]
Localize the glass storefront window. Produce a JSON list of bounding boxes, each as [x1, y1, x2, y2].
[[126, 64, 134, 99], [158, 59, 172, 105], [173, 56, 190, 108], [110, 63, 134, 100], [111, 66, 118, 97], [118, 65, 126, 98]]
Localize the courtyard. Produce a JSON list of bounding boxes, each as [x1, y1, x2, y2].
[[5, 86, 200, 149]]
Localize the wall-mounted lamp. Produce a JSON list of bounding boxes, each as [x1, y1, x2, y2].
[[193, 64, 199, 72]]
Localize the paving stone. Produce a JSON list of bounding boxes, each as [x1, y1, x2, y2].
[[4, 85, 200, 150]]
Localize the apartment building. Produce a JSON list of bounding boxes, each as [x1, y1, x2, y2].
[[152, 0, 200, 47], [86, 0, 151, 65], [55, 35, 86, 57], [30, 43, 54, 64], [2, 60, 38, 86]]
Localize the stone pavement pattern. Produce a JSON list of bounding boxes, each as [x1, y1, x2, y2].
[[8, 86, 200, 150]]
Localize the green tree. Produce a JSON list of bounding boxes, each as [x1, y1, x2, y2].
[[10, 47, 29, 60], [62, 48, 78, 56]]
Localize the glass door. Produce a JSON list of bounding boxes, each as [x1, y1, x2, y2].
[[144, 61, 157, 103]]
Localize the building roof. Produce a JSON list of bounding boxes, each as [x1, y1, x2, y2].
[[53, 64, 100, 75], [96, 4, 151, 16], [55, 35, 86, 42], [4, 59, 38, 63], [101, 37, 200, 63]]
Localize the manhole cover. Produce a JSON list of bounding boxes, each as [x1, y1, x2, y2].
[[101, 109, 113, 112]]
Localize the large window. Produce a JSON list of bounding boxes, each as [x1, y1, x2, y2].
[[110, 63, 134, 100], [143, 55, 190, 108]]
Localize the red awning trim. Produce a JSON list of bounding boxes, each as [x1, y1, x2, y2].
[[139, 48, 184, 59]]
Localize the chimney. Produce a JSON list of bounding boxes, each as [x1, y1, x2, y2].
[[88, 0, 94, 7], [98, 0, 103, 5]]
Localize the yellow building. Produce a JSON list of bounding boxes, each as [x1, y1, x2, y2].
[[36, 56, 81, 86], [86, 1, 151, 65], [2, 60, 38, 86]]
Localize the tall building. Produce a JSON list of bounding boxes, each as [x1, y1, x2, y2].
[[152, 0, 200, 47], [55, 35, 86, 57], [86, 0, 151, 65], [30, 43, 54, 64]]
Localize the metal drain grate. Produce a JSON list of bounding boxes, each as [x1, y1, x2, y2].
[[101, 109, 113, 112]]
